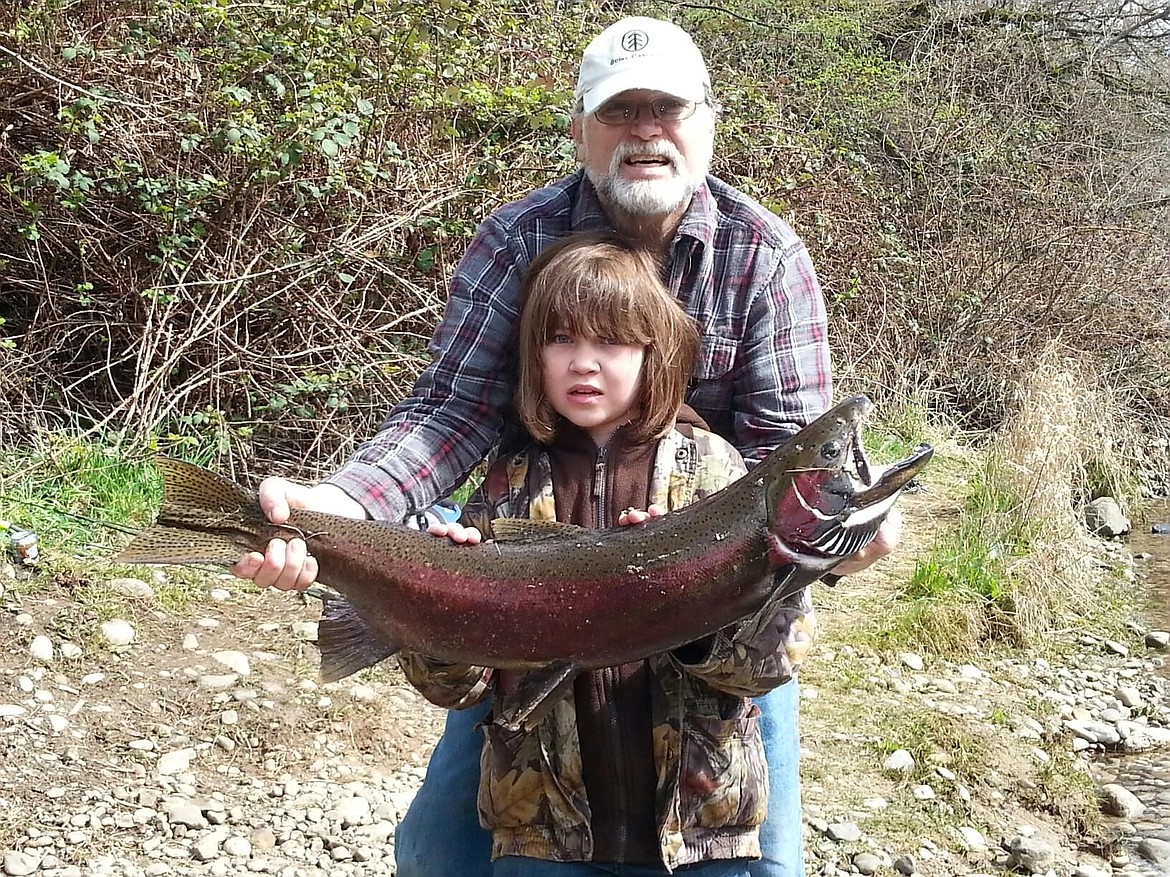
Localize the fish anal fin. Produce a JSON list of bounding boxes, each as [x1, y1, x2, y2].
[[489, 518, 588, 544], [495, 661, 578, 732], [313, 591, 402, 683]]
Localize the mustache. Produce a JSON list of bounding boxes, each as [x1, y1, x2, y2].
[[608, 140, 683, 175]]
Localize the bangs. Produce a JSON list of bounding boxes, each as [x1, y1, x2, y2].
[[540, 268, 664, 345]]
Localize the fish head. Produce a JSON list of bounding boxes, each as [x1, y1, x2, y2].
[[763, 395, 933, 565]]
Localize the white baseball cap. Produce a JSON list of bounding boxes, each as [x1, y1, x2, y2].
[[575, 17, 710, 115]]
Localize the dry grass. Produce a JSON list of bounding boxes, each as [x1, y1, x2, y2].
[[986, 342, 1135, 642], [860, 345, 1142, 655]]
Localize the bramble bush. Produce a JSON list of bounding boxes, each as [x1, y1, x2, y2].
[[1, 0, 1167, 482]]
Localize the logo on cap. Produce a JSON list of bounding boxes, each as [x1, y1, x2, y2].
[[620, 30, 648, 52]]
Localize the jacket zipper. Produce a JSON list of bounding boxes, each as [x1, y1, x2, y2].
[[593, 443, 610, 530], [592, 439, 630, 859]]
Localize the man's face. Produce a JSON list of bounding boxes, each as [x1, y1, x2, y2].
[[572, 89, 715, 218]]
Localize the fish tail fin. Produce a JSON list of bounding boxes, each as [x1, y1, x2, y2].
[[116, 524, 251, 566], [311, 590, 402, 683], [115, 457, 268, 566]]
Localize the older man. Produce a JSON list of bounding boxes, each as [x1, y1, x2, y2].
[[235, 16, 897, 877]]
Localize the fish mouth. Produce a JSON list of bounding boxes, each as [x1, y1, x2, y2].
[[851, 443, 934, 507], [782, 410, 934, 559]]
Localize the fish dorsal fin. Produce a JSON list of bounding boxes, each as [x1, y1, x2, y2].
[[490, 518, 587, 543]]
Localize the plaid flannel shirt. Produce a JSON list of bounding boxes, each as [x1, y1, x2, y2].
[[327, 170, 832, 521]]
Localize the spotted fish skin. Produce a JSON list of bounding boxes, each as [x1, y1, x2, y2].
[[117, 395, 932, 712]]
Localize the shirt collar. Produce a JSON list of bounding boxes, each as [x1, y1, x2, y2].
[[674, 178, 718, 248]]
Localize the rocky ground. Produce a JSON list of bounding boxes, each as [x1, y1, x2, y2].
[[1, 499, 1169, 877]]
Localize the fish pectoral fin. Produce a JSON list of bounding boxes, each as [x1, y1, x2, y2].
[[732, 565, 803, 644], [489, 518, 588, 543], [314, 591, 402, 683], [495, 661, 578, 732]]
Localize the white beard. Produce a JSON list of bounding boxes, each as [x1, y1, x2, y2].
[[585, 140, 705, 217]]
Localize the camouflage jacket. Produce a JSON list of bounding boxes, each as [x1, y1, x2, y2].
[[399, 424, 816, 871]]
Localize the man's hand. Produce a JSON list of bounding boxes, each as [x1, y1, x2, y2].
[[831, 506, 903, 577], [229, 479, 366, 591]]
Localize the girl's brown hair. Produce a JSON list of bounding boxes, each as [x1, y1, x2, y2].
[[516, 231, 699, 444]]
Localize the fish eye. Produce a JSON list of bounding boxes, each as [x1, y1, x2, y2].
[[820, 440, 842, 460]]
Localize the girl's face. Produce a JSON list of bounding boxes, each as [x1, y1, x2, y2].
[[542, 328, 645, 447]]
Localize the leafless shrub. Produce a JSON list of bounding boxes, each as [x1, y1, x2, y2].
[[826, 4, 1170, 479]]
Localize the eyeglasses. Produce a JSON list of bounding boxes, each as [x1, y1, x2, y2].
[[593, 97, 704, 126]]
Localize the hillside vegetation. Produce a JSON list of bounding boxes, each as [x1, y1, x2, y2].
[[2, 0, 1168, 480]]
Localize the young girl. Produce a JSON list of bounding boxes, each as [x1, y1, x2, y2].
[[399, 232, 816, 876]]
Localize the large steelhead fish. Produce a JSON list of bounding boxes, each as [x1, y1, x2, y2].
[[117, 394, 932, 729]]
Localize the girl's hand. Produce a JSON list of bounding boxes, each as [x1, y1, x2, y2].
[[426, 520, 483, 545], [617, 503, 666, 526]]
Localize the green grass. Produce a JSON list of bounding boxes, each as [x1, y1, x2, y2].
[[0, 439, 156, 549], [0, 436, 222, 617]]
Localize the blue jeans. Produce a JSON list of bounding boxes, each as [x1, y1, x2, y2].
[[394, 681, 804, 877]]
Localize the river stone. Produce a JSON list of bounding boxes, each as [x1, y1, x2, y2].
[[1066, 719, 1122, 746], [1083, 497, 1130, 536], [291, 621, 319, 641], [2, 851, 41, 876], [1115, 686, 1144, 708], [826, 822, 863, 842], [883, 748, 916, 773], [192, 834, 221, 862], [899, 652, 924, 671], [1100, 783, 1145, 818], [108, 577, 154, 599], [893, 855, 917, 875], [157, 748, 197, 776], [165, 800, 208, 829], [334, 795, 372, 827], [1006, 835, 1057, 873], [28, 635, 53, 663], [222, 836, 252, 857], [956, 826, 988, 850], [853, 852, 883, 875], [211, 650, 251, 676], [1151, 522, 1170, 535], [100, 619, 136, 646], [1145, 630, 1169, 650], [1136, 838, 1170, 866]]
